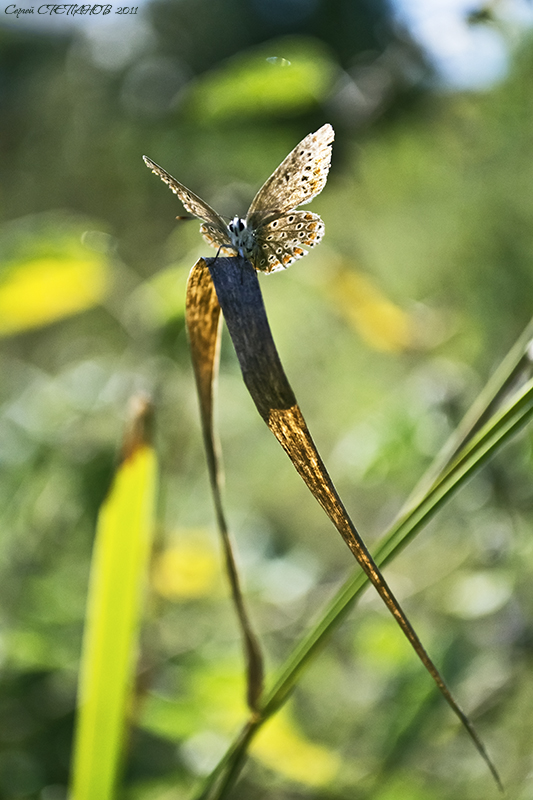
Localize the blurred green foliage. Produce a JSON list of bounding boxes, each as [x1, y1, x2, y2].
[[1, 1, 533, 798]]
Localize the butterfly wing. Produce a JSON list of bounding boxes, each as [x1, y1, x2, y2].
[[252, 210, 325, 273], [246, 124, 334, 224], [144, 126, 333, 269], [143, 156, 230, 250], [199, 223, 236, 256]]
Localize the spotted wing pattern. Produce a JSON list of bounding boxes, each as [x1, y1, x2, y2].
[[252, 210, 325, 273], [246, 123, 334, 225], [143, 156, 229, 236], [143, 124, 334, 272], [199, 223, 235, 256]]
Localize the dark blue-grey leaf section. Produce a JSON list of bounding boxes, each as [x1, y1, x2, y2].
[[207, 257, 296, 416]]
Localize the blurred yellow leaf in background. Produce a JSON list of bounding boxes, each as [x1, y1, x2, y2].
[[325, 262, 412, 353], [152, 531, 221, 599], [252, 708, 340, 787], [0, 255, 109, 337]]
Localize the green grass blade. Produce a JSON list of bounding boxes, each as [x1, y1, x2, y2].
[[263, 376, 533, 714], [70, 398, 158, 800], [404, 318, 533, 507]]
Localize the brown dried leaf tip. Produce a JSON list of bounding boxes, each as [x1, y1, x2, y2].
[[120, 392, 155, 463]]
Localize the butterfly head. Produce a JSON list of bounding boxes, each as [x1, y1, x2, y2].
[[227, 216, 256, 259]]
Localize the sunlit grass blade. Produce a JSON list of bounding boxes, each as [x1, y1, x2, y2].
[[70, 396, 158, 800], [375, 376, 533, 567], [405, 316, 533, 507]]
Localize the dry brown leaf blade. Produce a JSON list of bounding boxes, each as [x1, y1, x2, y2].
[[205, 255, 501, 790], [185, 258, 264, 711]]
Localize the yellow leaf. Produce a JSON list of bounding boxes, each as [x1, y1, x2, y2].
[[152, 533, 221, 600], [252, 708, 340, 787], [325, 262, 412, 352], [0, 255, 109, 336], [71, 398, 158, 800]]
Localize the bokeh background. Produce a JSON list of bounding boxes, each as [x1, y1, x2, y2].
[[1, 0, 533, 798]]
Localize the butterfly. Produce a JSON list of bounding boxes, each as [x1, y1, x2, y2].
[[143, 123, 334, 274]]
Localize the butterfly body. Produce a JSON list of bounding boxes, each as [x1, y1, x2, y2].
[[144, 123, 334, 274], [227, 216, 257, 259]]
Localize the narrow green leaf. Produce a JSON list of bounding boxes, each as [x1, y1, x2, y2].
[[70, 396, 158, 800]]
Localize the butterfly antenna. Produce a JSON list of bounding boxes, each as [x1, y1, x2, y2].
[[176, 215, 195, 221]]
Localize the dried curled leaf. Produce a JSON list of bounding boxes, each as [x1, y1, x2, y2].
[[186, 260, 264, 712], [191, 255, 501, 791]]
